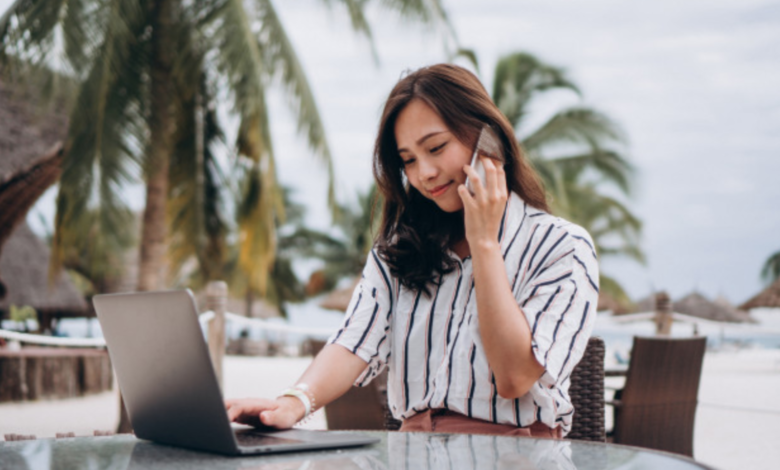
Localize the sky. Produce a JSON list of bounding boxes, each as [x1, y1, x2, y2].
[[8, 0, 780, 305], [266, 0, 780, 305]]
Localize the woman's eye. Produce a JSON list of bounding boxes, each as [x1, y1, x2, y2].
[[401, 158, 415, 166], [430, 142, 447, 154]]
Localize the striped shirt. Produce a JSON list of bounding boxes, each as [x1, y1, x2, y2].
[[328, 192, 599, 434]]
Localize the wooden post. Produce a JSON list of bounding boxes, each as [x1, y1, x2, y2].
[[654, 291, 672, 335], [206, 281, 227, 390]]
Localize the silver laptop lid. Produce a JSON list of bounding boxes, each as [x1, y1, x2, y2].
[[93, 290, 239, 454]]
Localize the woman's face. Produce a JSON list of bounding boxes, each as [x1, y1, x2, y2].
[[394, 99, 473, 213]]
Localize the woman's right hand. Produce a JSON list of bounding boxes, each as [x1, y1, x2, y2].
[[225, 396, 306, 430]]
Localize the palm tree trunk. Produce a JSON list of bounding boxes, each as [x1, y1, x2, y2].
[[118, 0, 176, 434], [137, 0, 175, 292]]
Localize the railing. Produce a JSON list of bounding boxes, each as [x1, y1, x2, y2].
[[0, 281, 339, 389], [0, 330, 107, 348], [0, 310, 334, 347]]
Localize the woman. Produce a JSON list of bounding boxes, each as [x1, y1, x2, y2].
[[226, 64, 598, 438]]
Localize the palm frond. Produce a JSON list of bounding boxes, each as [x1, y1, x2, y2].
[[453, 47, 479, 72], [555, 183, 645, 265], [374, 0, 459, 60], [327, 0, 378, 62], [493, 52, 580, 128], [761, 250, 780, 284], [51, 0, 148, 280], [168, 68, 229, 287], [236, 163, 278, 296], [255, 0, 338, 212], [544, 149, 633, 195], [61, 0, 95, 75], [375, 0, 431, 21], [522, 107, 624, 154], [206, 0, 284, 295], [57, 208, 136, 293], [0, 0, 66, 67], [599, 274, 634, 310]]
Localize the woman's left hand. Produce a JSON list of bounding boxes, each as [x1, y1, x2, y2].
[[457, 157, 508, 251]]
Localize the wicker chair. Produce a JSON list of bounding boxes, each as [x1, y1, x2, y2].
[[319, 337, 606, 439], [606, 336, 707, 456], [326, 369, 393, 430], [566, 336, 606, 442], [307, 340, 393, 431]]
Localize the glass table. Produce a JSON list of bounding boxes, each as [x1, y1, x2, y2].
[[0, 431, 716, 469]]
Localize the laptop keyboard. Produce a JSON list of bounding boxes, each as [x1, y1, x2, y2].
[[235, 431, 306, 448]]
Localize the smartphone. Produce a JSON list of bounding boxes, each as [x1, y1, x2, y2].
[[465, 125, 503, 195]]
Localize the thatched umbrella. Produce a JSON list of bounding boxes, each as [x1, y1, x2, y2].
[[597, 292, 631, 315], [673, 291, 752, 323], [319, 278, 360, 312], [621, 294, 655, 314], [740, 278, 780, 310]]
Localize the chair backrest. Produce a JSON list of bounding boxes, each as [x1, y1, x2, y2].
[[308, 340, 393, 431], [613, 336, 707, 456], [567, 336, 606, 442], [318, 337, 606, 435]]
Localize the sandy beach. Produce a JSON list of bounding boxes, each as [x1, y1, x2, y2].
[[1, 349, 779, 470]]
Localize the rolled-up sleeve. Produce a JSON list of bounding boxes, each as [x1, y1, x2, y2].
[[327, 249, 394, 387], [516, 226, 599, 388]]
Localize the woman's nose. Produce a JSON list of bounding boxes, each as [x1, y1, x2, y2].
[[418, 158, 438, 180]]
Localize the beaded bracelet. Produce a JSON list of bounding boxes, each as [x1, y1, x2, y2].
[[279, 383, 317, 425]]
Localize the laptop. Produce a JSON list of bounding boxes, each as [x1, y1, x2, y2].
[[93, 289, 379, 456]]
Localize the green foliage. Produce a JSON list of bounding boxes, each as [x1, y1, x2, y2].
[[598, 274, 636, 312], [57, 208, 136, 294], [167, 66, 229, 289], [761, 250, 780, 284], [0, 0, 455, 300], [9, 305, 36, 323], [297, 185, 382, 291], [221, 187, 315, 317]]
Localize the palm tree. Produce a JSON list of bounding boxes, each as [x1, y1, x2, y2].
[[296, 184, 381, 292], [1, 0, 455, 434], [492, 52, 643, 307], [0, 0, 455, 302], [219, 185, 310, 318], [761, 250, 780, 284]]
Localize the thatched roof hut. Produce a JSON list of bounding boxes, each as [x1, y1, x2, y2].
[[0, 78, 69, 172], [740, 278, 780, 310], [0, 222, 87, 317], [673, 291, 752, 323], [1, 77, 70, 297], [0, 76, 86, 326]]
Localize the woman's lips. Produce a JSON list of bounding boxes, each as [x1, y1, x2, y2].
[[429, 182, 452, 197]]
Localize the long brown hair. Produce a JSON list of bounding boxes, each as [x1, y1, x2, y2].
[[373, 64, 548, 293]]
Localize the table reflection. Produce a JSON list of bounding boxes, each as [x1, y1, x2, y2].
[[387, 432, 575, 470], [0, 432, 709, 470]]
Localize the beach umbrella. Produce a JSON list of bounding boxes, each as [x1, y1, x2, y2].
[[673, 291, 752, 323], [740, 278, 780, 310], [319, 278, 360, 312], [598, 292, 631, 314], [629, 295, 656, 314]]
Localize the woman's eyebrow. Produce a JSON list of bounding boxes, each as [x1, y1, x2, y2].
[[398, 131, 447, 153]]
